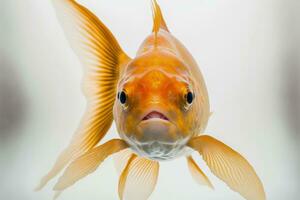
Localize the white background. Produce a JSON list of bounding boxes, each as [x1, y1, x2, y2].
[[0, 0, 299, 199]]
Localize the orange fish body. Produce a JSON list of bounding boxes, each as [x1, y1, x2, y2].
[[37, 1, 265, 200], [114, 28, 210, 160]]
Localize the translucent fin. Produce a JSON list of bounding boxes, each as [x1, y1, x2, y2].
[[36, 0, 130, 190], [188, 135, 266, 200], [118, 155, 137, 200], [151, 0, 169, 32], [113, 148, 134, 175], [186, 156, 213, 189], [151, 0, 169, 47], [53, 139, 128, 191], [118, 155, 159, 200], [53, 191, 62, 200]]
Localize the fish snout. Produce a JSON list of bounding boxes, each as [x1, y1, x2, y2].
[[137, 118, 177, 143]]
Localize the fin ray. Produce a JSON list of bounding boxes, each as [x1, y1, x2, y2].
[[53, 139, 128, 191], [151, 0, 169, 33], [36, 0, 130, 190], [188, 135, 266, 200], [113, 149, 135, 175], [118, 155, 159, 200], [187, 156, 214, 189]]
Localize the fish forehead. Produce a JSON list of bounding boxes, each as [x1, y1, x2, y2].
[[120, 68, 189, 94], [127, 50, 189, 75], [119, 50, 191, 88]]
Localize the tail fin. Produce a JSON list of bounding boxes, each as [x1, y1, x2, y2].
[[36, 0, 130, 191], [151, 0, 169, 34]]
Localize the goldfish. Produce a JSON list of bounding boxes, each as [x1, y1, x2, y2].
[[36, 0, 266, 200]]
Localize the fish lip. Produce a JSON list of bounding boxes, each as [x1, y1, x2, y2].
[[142, 110, 169, 121]]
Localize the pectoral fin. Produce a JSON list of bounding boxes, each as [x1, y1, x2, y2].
[[36, 0, 131, 190], [188, 135, 265, 200], [186, 156, 213, 189], [118, 155, 159, 200], [53, 139, 128, 191]]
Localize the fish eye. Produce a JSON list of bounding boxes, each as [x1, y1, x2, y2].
[[118, 90, 127, 104], [186, 91, 194, 104]]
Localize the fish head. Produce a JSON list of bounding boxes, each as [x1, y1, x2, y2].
[[114, 50, 199, 159]]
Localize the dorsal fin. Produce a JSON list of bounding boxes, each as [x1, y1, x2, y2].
[[151, 0, 169, 44]]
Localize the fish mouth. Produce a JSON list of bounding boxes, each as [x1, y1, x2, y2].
[[142, 111, 169, 121]]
